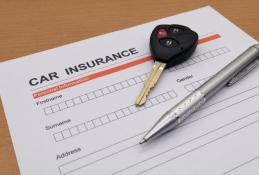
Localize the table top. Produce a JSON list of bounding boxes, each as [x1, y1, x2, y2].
[[1, 0, 259, 174]]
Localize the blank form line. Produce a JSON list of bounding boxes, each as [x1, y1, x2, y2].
[[222, 155, 259, 175], [169, 46, 230, 72]]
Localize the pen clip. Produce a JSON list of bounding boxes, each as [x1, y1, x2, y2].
[[226, 58, 259, 87]]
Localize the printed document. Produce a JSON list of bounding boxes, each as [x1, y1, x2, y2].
[[0, 6, 259, 175]]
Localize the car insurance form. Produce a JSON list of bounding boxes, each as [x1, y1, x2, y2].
[[1, 6, 259, 175]]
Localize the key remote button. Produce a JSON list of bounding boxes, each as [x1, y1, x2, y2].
[[157, 28, 168, 38], [159, 38, 179, 48], [169, 26, 184, 34]]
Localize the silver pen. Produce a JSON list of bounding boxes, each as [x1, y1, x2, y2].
[[140, 43, 259, 144]]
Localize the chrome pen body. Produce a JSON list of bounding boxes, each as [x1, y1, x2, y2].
[[140, 44, 259, 144]]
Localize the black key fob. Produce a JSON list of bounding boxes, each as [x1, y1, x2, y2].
[[150, 24, 198, 68]]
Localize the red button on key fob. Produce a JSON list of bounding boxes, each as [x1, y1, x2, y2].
[[157, 28, 168, 38]]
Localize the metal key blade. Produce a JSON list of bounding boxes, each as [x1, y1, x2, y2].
[[135, 61, 166, 105]]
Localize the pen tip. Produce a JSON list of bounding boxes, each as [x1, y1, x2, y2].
[[139, 138, 147, 144]]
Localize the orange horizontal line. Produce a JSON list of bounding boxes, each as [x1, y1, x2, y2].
[[33, 33, 221, 99], [198, 34, 220, 44]]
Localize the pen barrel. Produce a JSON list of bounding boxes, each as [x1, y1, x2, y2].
[[145, 90, 206, 141], [199, 44, 259, 99], [163, 90, 206, 125]]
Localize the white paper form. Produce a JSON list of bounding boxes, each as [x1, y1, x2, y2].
[[0, 6, 259, 175]]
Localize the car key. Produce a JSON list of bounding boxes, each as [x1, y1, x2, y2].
[[135, 24, 198, 106]]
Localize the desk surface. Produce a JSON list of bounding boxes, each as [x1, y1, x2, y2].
[[1, 0, 259, 174]]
